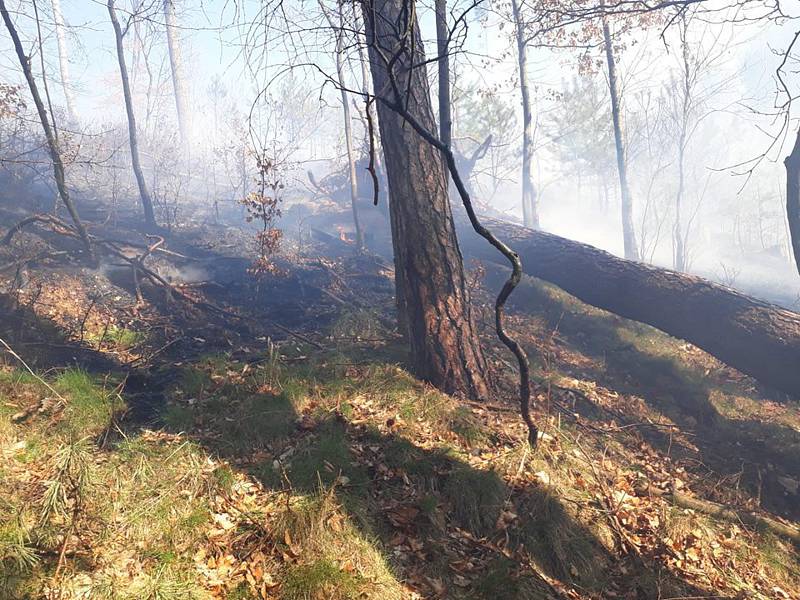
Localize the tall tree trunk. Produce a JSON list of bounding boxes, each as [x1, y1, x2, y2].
[[673, 29, 691, 273], [674, 137, 687, 271], [50, 0, 75, 120], [0, 0, 92, 256], [108, 0, 157, 229], [603, 19, 639, 261], [163, 0, 189, 148], [511, 0, 539, 229], [785, 127, 800, 276], [435, 0, 451, 149], [360, 0, 491, 399], [320, 0, 363, 250]]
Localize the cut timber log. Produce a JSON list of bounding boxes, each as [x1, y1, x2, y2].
[[457, 218, 800, 398]]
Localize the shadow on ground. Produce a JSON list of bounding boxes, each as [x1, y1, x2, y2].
[[490, 270, 800, 521]]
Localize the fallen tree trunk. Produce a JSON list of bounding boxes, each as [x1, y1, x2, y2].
[[457, 218, 800, 398]]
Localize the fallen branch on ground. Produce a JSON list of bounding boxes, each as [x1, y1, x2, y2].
[[1, 215, 324, 350], [635, 481, 800, 543]]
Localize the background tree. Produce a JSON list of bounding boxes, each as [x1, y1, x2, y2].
[[319, 0, 364, 250], [163, 0, 190, 148], [51, 0, 75, 120], [452, 82, 519, 205], [107, 0, 158, 229], [0, 0, 92, 255], [602, 17, 639, 260], [510, 0, 539, 228]]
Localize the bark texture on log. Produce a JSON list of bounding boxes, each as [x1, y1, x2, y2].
[[458, 218, 800, 398]]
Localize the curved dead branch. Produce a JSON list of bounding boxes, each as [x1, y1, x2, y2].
[[2, 214, 75, 246], [377, 92, 538, 447]]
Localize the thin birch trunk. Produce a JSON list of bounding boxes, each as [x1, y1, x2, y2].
[[108, 0, 157, 229], [163, 0, 190, 148], [603, 18, 639, 261], [51, 0, 75, 120], [511, 0, 539, 229]]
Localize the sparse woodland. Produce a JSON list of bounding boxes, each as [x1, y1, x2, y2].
[[1, 0, 800, 598]]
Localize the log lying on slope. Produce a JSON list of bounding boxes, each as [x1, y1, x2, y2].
[[457, 218, 800, 398]]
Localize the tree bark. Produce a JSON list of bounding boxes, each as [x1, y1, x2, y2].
[[360, 0, 491, 399], [163, 0, 190, 148], [458, 217, 800, 398], [785, 127, 800, 277], [51, 0, 75, 121], [603, 19, 639, 261], [108, 0, 157, 229], [0, 0, 92, 256], [511, 0, 539, 229]]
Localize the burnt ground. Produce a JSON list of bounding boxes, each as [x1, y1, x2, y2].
[[1, 200, 799, 599]]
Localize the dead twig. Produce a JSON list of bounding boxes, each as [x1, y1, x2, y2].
[[0, 335, 67, 403]]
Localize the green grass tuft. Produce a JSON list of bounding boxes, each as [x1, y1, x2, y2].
[[443, 467, 506, 537], [54, 369, 123, 436], [282, 558, 361, 600]]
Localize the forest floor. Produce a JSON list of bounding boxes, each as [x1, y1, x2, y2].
[[0, 203, 798, 599]]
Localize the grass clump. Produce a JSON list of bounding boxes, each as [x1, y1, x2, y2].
[[273, 489, 403, 600], [282, 559, 361, 600], [85, 325, 146, 351], [55, 369, 123, 436], [161, 403, 195, 432], [285, 422, 367, 496], [443, 467, 506, 537], [447, 406, 488, 446], [473, 557, 551, 600], [514, 488, 607, 588], [382, 437, 454, 486]]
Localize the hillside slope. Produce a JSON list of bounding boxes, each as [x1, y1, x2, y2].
[[1, 216, 798, 599]]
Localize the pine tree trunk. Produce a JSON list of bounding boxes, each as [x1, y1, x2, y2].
[[355, 13, 402, 326], [512, 0, 539, 229], [0, 0, 92, 256], [360, 0, 491, 399], [108, 0, 157, 229], [50, 0, 75, 120], [603, 19, 639, 261], [163, 0, 190, 148]]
